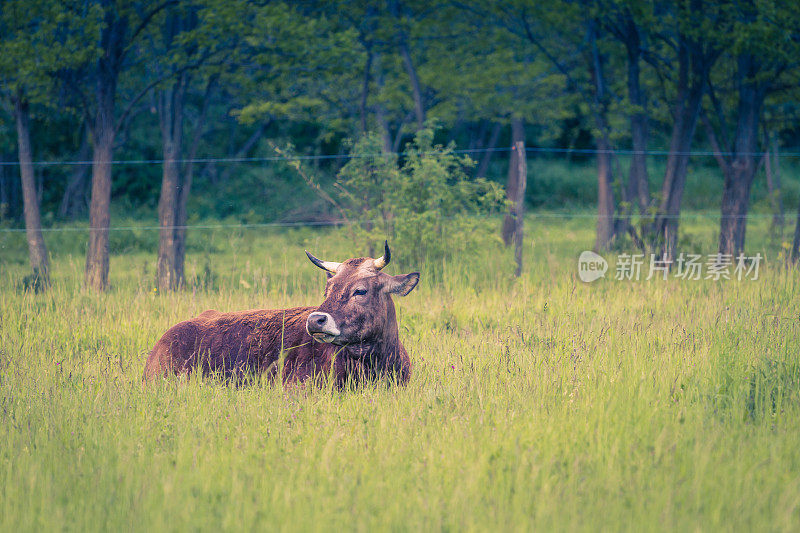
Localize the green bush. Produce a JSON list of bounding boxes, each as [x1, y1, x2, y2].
[[336, 127, 505, 271]]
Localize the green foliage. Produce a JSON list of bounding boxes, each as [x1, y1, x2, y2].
[[189, 161, 318, 223], [423, 2, 573, 130], [0, 0, 102, 102], [231, 0, 360, 143], [336, 127, 505, 269]]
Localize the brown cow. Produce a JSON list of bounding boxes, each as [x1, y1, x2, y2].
[[143, 242, 419, 386]]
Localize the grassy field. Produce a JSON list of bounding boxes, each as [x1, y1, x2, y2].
[[1, 215, 799, 531]]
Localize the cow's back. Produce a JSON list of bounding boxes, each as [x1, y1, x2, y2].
[[143, 306, 316, 381]]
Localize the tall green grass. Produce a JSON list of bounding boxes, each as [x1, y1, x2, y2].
[[1, 216, 798, 531]]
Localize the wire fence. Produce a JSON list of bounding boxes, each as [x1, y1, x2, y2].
[[0, 212, 792, 234], [0, 145, 796, 234], [1, 145, 800, 168]]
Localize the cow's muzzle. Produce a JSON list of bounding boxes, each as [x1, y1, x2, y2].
[[306, 312, 341, 343]]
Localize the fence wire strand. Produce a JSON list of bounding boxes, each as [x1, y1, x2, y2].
[[0, 144, 796, 234], [0, 212, 791, 234], [1, 145, 800, 168]]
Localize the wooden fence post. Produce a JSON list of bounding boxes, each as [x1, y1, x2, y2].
[[514, 140, 527, 277]]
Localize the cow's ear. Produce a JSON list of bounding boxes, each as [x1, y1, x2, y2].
[[387, 272, 419, 296]]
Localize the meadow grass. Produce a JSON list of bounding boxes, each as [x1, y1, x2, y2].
[[1, 215, 799, 531]]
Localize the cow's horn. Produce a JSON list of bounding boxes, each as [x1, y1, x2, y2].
[[305, 250, 341, 273], [374, 240, 391, 270]]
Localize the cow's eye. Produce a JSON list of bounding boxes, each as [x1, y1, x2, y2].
[[353, 288, 368, 297]]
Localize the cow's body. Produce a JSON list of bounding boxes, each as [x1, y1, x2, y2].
[[143, 306, 411, 385], [143, 244, 418, 387]]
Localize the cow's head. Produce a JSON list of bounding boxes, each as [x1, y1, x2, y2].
[[305, 241, 419, 357]]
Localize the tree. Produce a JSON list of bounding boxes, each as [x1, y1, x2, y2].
[[389, 0, 427, 131], [702, 0, 800, 257], [304, 0, 451, 152], [594, 0, 657, 243], [0, 0, 102, 285], [57, 126, 92, 219], [148, 2, 224, 290], [589, 0, 722, 256], [60, 0, 180, 291], [584, 13, 617, 250], [454, 0, 630, 250], [440, 2, 569, 253], [236, 1, 363, 139], [11, 97, 49, 284]]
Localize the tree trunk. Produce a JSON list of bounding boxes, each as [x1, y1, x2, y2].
[[2, 155, 13, 220], [513, 140, 527, 277], [36, 167, 43, 205], [173, 162, 192, 288], [399, 42, 425, 130], [594, 131, 615, 251], [218, 122, 266, 183], [653, 40, 705, 261], [85, 76, 116, 292], [360, 52, 373, 133], [59, 127, 91, 218], [718, 55, 763, 257], [173, 78, 214, 287], [14, 95, 49, 284], [372, 54, 395, 153], [0, 158, 7, 219], [502, 118, 525, 245], [447, 112, 465, 145], [400, 40, 425, 130], [7, 151, 21, 220], [468, 120, 486, 151], [476, 122, 502, 179], [587, 20, 615, 251], [391, 123, 406, 153], [625, 18, 649, 214], [376, 106, 393, 153], [791, 199, 800, 264], [389, 0, 424, 131], [764, 137, 784, 233], [157, 79, 185, 291]]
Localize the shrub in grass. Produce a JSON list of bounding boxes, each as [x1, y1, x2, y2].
[[337, 127, 505, 272]]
